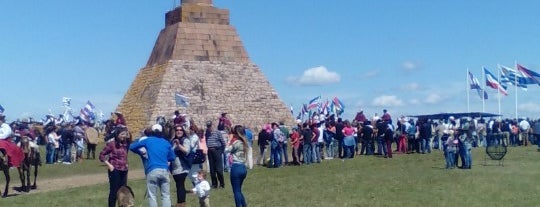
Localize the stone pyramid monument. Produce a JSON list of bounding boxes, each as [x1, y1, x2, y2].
[[116, 0, 294, 132]]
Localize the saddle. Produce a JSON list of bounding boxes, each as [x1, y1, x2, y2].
[[0, 139, 24, 167]]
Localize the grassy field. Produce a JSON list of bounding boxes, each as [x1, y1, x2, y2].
[[1, 145, 539, 207]]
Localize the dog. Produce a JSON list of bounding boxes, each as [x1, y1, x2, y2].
[[117, 185, 135, 207]]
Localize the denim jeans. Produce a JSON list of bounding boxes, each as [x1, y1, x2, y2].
[[423, 138, 431, 153], [230, 163, 247, 207], [325, 139, 335, 158], [46, 143, 55, 164], [303, 142, 312, 164], [344, 145, 355, 158], [63, 143, 72, 163], [312, 143, 320, 163], [463, 142, 472, 169], [146, 168, 171, 207], [377, 136, 386, 156], [270, 142, 282, 168], [281, 143, 289, 164], [446, 149, 455, 169]]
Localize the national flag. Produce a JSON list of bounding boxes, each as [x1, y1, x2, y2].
[[320, 100, 329, 115], [307, 96, 320, 110], [62, 97, 71, 107], [517, 64, 540, 85], [332, 97, 345, 111], [301, 104, 308, 115], [80, 101, 96, 122], [175, 93, 190, 107], [468, 71, 488, 100], [0, 104, 4, 113], [484, 67, 508, 96], [499, 64, 529, 90], [290, 105, 294, 115]]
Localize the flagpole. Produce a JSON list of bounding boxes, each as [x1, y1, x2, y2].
[[481, 67, 485, 113], [514, 61, 518, 119], [466, 68, 470, 113], [497, 65, 501, 115]]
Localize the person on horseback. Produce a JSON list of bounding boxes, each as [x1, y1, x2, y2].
[[0, 115, 24, 168]]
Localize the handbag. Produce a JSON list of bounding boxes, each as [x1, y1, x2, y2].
[[191, 149, 205, 164]]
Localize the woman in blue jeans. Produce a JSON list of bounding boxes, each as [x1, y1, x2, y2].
[[225, 125, 249, 207]]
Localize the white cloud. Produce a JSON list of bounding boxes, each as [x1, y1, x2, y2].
[[424, 93, 442, 104], [361, 70, 379, 79], [288, 66, 341, 86], [409, 99, 420, 105], [402, 82, 420, 91], [401, 61, 418, 71], [371, 95, 404, 107]]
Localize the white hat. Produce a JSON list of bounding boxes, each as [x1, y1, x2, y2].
[[151, 124, 163, 132]]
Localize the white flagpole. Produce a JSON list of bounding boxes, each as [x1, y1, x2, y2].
[[514, 61, 518, 119], [497, 65, 501, 115], [467, 68, 470, 113], [481, 67, 485, 113]]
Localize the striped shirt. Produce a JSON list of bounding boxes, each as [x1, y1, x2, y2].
[[206, 130, 225, 148]]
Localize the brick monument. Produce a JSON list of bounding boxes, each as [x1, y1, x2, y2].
[[116, 0, 294, 132]]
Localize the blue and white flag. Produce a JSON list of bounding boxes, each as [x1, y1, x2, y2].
[[468, 71, 488, 100], [0, 104, 4, 113], [62, 97, 71, 107], [499, 64, 528, 90], [175, 93, 190, 107], [80, 101, 96, 122]]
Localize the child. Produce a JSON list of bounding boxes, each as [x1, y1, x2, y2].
[[189, 170, 211, 207]]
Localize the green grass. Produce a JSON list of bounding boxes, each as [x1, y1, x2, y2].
[[2, 146, 540, 207]]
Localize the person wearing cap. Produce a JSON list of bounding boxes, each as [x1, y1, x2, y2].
[[130, 124, 176, 207], [205, 121, 226, 189], [99, 126, 130, 207], [225, 125, 249, 207]]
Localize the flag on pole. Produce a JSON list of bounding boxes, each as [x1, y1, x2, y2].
[[320, 99, 329, 115], [484, 67, 508, 96], [80, 101, 96, 122], [499, 64, 528, 90], [468, 71, 488, 100], [62, 97, 71, 107], [307, 96, 320, 110], [175, 93, 190, 107], [332, 97, 345, 112], [290, 105, 294, 115], [517, 64, 540, 85], [0, 104, 4, 114]]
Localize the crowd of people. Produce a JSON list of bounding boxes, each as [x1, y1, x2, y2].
[[255, 109, 540, 171], [2, 108, 540, 206]]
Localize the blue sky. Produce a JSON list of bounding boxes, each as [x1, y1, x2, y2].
[[2, 0, 540, 122]]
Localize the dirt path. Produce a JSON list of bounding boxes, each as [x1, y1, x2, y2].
[[12, 169, 146, 195]]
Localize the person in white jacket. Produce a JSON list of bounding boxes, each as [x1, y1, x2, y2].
[[190, 170, 211, 207]]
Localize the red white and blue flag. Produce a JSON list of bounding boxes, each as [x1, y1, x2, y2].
[[484, 67, 508, 96], [517, 64, 540, 85], [307, 96, 320, 110]]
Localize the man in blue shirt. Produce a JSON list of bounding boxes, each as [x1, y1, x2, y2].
[[130, 124, 176, 207]]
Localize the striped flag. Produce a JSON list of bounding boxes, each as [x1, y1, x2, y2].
[[499, 64, 528, 90], [517, 64, 540, 85], [80, 101, 96, 122], [332, 97, 345, 112], [0, 104, 4, 113]]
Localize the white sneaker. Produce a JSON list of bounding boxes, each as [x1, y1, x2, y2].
[[63, 162, 72, 165]]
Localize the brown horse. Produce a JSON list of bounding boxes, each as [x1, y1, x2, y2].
[[0, 136, 40, 197], [19, 136, 40, 192]]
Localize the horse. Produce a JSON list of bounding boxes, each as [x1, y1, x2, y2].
[[0, 136, 33, 197], [17, 135, 40, 192]]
